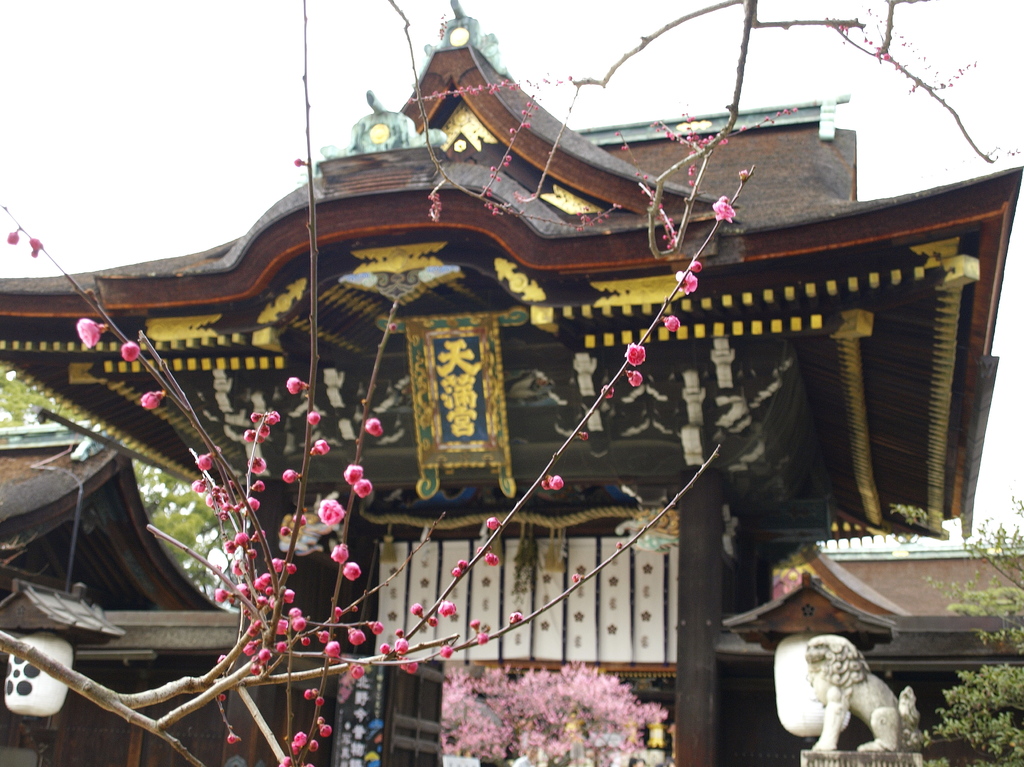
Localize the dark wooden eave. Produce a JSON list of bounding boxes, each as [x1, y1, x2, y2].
[[0, 445, 213, 611], [0, 170, 1016, 317]]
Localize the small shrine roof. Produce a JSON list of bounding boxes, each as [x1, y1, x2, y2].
[[0, 580, 125, 643], [724, 572, 897, 650]]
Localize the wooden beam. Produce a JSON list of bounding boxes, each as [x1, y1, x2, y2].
[[676, 469, 724, 767]]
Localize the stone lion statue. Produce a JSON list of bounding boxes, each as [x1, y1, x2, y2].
[[805, 634, 922, 752]]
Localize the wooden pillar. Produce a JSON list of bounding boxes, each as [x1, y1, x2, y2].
[[675, 469, 724, 767]]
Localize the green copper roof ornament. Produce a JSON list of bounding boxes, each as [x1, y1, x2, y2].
[[321, 91, 446, 159], [424, 0, 508, 77]]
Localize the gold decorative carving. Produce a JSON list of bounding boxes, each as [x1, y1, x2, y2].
[[68, 363, 102, 384], [494, 258, 546, 302], [405, 313, 516, 499], [145, 314, 222, 342], [257, 278, 307, 325], [675, 119, 713, 133], [530, 306, 558, 334], [925, 285, 964, 536], [540, 184, 600, 215], [910, 237, 961, 259], [453, 138, 468, 153], [590, 275, 677, 307], [449, 26, 470, 46], [830, 309, 874, 339], [350, 242, 448, 274], [832, 334, 884, 528], [369, 123, 391, 144], [939, 255, 979, 287], [251, 327, 282, 352], [440, 103, 499, 152]]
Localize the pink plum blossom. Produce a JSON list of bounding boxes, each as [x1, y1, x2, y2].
[[140, 391, 165, 410], [662, 315, 681, 332], [120, 341, 140, 361], [364, 417, 383, 437], [310, 439, 330, 455], [282, 469, 299, 483], [342, 562, 361, 581], [486, 516, 500, 530], [626, 370, 643, 387], [324, 641, 341, 658], [331, 544, 349, 564], [343, 464, 363, 484], [76, 318, 103, 348], [625, 343, 646, 366], [348, 629, 366, 646], [286, 377, 307, 395], [318, 499, 345, 526], [353, 478, 373, 498], [438, 600, 457, 617], [713, 195, 735, 222]]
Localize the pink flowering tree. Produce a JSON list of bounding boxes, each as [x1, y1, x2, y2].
[[0, 1, 1001, 765], [442, 665, 667, 767]]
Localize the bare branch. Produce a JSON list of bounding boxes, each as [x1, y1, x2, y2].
[[836, 28, 994, 162], [753, 18, 864, 30], [0, 630, 206, 767], [238, 687, 288, 763], [573, 0, 743, 88]]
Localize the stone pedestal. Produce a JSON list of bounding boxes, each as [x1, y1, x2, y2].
[[801, 752, 923, 767]]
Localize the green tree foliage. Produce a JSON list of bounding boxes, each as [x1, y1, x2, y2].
[[134, 464, 221, 598], [0, 363, 221, 598], [0, 364, 55, 424], [928, 500, 1024, 766]]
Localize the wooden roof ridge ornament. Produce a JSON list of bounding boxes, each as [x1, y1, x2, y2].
[[723, 572, 895, 651], [391, 308, 525, 499]]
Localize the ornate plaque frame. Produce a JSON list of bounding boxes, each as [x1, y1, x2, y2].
[[401, 310, 521, 499]]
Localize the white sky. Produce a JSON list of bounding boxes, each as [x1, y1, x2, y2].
[[1, 0, 1021, 536]]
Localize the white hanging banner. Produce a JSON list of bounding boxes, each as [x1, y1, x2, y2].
[[532, 540, 565, 662], [439, 540, 472, 652], [565, 538, 598, 662], [406, 541, 440, 644], [599, 537, 632, 662], [376, 541, 410, 654], [667, 544, 679, 661], [466, 544, 501, 661], [501, 539, 533, 659], [633, 548, 667, 663]]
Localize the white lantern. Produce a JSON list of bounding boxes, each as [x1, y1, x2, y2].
[[4, 632, 74, 716], [774, 633, 849, 738]]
